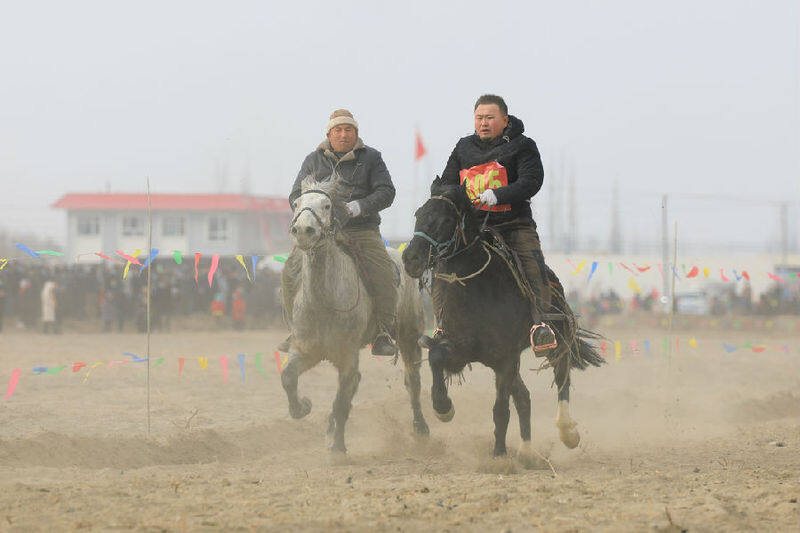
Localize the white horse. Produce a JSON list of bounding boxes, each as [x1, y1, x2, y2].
[[280, 177, 429, 453]]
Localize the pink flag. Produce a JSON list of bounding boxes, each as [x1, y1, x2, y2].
[[178, 357, 185, 377], [95, 252, 124, 264], [4, 369, 21, 401], [720, 269, 730, 282], [274, 351, 283, 373], [208, 254, 220, 287], [194, 253, 201, 284], [686, 266, 699, 278], [220, 356, 228, 384], [115, 250, 142, 265]]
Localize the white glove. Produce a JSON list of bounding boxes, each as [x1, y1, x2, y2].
[[346, 200, 361, 217], [479, 189, 497, 206]]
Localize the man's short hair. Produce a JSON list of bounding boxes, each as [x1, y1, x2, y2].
[[474, 94, 508, 116]]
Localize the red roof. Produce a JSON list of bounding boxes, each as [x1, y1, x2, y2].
[[52, 193, 290, 212]]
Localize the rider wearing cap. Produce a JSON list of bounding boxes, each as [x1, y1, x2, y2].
[[279, 109, 399, 356], [437, 94, 556, 350]]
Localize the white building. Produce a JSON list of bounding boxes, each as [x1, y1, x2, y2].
[[53, 193, 292, 261]]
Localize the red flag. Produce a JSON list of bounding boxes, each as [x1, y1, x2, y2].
[[414, 131, 427, 160]]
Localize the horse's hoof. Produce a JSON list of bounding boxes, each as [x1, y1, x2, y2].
[[517, 441, 550, 470], [289, 397, 312, 419], [434, 403, 455, 422], [558, 423, 580, 449], [328, 449, 350, 465], [413, 418, 430, 436]]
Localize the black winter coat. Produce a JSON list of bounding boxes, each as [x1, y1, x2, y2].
[[441, 115, 544, 225], [290, 138, 395, 229]]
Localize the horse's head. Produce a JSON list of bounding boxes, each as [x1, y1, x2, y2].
[[402, 176, 474, 278], [290, 176, 348, 250]]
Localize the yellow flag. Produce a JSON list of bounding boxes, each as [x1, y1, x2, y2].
[[235, 254, 251, 281], [627, 277, 642, 295], [703, 267, 709, 278], [572, 260, 587, 275], [614, 341, 621, 362], [198, 357, 208, 370], [123, 248, 142, 280], [397, 242, 408, 253], [689, 337, 697, 348]]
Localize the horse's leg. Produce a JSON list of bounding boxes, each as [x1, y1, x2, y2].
[[399, 335, 429, 436], [554, 347, 580, 448], [428, 344, 454, 422], [492, 365, 515, 457], [281, 353, 314, 419], [329, 353, 361, 454], [510, 372, 532, 443]]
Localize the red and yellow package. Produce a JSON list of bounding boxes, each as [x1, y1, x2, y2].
[[459, 161, 511, 212]]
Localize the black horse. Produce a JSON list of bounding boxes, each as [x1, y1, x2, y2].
[[401, 178, 604, 458]]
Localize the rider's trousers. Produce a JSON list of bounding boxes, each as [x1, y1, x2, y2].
[[432, 219, 551, 324]]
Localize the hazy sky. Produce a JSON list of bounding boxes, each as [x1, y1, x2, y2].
[[1, 0, 798, 254]]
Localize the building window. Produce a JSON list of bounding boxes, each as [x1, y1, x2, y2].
[[162, 216, 185, 237], [77, 215, 100, 235], [208, 217, 228, 241], [122, 216, 144, 236]]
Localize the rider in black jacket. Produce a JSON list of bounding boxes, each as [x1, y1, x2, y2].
[[438, 94, 555, 351]]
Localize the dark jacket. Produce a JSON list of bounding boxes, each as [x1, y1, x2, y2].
[[290, 138, 395, 229], [440, 115, 544, 225]]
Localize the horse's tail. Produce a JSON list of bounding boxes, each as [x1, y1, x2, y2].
[[571, 328, 606, 369]]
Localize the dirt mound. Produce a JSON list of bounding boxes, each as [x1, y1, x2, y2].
[[726, 390, 800, 423]]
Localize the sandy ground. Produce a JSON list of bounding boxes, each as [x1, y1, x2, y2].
[[0, 324, 798, 532]]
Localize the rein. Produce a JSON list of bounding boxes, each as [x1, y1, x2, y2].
[[412, 195, 491, 283], [291, 187, 360, 313]]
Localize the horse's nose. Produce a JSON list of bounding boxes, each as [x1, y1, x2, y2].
[[303, 226, 316, 237]]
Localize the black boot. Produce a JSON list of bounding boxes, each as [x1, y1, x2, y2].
[[371, 331, 397, 356], [277, 334, 293, 353]]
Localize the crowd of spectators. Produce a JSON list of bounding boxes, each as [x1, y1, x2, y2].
[[0, 258, 282, 334], [570, 280, 800, 319]]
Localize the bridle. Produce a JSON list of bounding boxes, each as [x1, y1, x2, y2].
[[412, 196, 470, 264], [412, 194, 493, 291], [290, 188, 336, 247]]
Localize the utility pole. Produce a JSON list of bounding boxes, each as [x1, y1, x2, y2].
[[780, 201, 789, 263], [661, 194, 670, 312], [567, 166, 576, 253], [609, 180, 621, 254]]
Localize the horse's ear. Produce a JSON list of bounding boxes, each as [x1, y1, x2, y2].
[[456, 181, 474, 209], [430, 175, 444, 196]]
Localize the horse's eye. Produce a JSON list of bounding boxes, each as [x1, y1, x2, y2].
[[324, 204, 331, 210]]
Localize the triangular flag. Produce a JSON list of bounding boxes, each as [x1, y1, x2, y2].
[[414, 130, 427, 160], [220, 356, 228, 384], [237, 354, 246, 382], [572, 260, 587, 275], [586, 261, 598, 283], [208, 254, 220, 287], [235, 254, 251, 281]]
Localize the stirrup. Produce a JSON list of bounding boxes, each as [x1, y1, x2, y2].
[[530, 323, 557, 353]]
